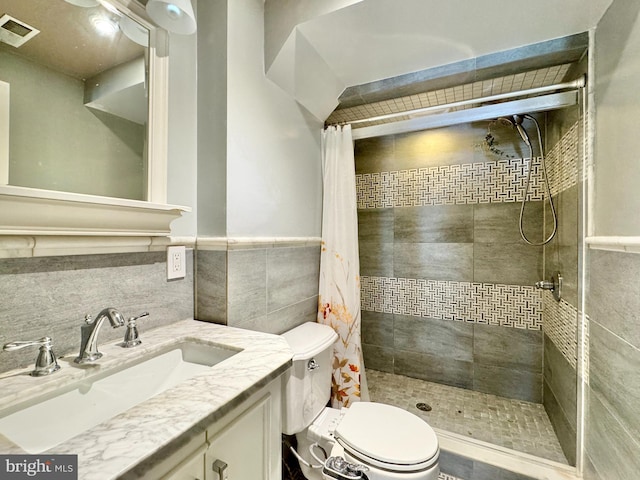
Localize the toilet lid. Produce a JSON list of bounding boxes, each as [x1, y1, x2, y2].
[[334, 402, 439, 471]]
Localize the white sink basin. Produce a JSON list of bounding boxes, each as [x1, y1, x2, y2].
[[0, 342, 239, 453]]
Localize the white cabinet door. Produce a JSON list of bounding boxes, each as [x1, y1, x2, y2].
[[205, 394, 274, 480], [161, 445, 206, 480]]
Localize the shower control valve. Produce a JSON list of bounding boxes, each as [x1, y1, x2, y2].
[[535, 271, 563, 302]]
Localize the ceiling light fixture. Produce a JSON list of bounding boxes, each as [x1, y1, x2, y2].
[[146, 0, 196, 35], [91, 12, 118, 36], [63, 0, 100, 7], [119, 15, 149, 46]]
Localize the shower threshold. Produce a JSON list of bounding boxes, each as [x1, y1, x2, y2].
[[366, 369, 569, 465]]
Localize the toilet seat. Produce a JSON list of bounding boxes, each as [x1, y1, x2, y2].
[[333, 402, 439, 472]]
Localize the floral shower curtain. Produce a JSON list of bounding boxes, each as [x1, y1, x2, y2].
[[318, 124, 369, 408]]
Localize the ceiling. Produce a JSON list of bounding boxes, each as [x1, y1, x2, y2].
[[262, 0, 612, 121], [0, 0, 145, 80], [298, 0, 612, 88]]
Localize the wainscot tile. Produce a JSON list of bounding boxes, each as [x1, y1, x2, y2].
[[267, 246, 320, 313], [588, 249, 640, 348], [227, 249, 266, 325], [265, 296, 319, 335], [586, 387, 640, 480], [589, 321, 640, 440], [196, 249, 227, 323]]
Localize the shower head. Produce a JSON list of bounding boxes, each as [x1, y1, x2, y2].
[[496, 115, 531, 147]]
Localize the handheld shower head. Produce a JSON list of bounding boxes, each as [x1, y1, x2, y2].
[[511, 115, 531, 146], [496, 115, 531, 146]]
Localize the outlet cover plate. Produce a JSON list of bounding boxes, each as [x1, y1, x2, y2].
[[167, 245, 186, 280]]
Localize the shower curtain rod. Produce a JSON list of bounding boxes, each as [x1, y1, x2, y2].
[[331, 76, 586, 127]]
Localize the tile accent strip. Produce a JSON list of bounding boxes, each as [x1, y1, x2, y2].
[[542, 290, 578, 369], [356, 158, 543, 209], [546, 120, 580, 196], [361, 276, 542, 330]]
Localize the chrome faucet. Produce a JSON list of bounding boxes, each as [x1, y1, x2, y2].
[[74, 307, 125, 364], [3, 337, 61, 376]]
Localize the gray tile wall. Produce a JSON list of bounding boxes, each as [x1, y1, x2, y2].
[[439, 450, 537, 480], [196, 249, 227, 323], [363, 312, 542, 402], [585, 249, 640, 480], [355, 124, 546, 403], [196, 244, 321, 335], [0, 251, 194, 374]]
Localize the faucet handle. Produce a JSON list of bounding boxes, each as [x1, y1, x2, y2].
[[3, 337, 61, 376], [122, 312, 148, 348]]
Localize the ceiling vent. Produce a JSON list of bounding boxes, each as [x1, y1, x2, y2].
[[0, 14, 40, 48]]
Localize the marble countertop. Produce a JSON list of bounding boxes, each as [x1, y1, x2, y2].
[[0, 319, 293, 479]]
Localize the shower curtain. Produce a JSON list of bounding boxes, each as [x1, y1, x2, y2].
[[318, 124, 369, 408]]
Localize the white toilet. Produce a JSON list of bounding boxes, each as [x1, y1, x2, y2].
[[282, 322, 440, 480]]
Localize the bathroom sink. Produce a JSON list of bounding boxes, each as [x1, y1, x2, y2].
[[0, 341, 239, 453]]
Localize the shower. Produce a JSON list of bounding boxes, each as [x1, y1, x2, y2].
[[497, 114, 558, 246]]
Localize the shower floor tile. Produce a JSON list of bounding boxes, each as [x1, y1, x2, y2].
[[366, 369, 569, 465]]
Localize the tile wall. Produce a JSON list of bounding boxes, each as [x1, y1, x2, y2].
[[196, 239, 321, 335], [584, 249, 640, 479], [355, 121, 546, 403], [0, 251, 194, 374], [540, 103, 583, 465]]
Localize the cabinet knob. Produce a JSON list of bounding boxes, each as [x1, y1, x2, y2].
[[212, 459, 228, 480]]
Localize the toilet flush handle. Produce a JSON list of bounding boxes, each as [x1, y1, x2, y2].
[[308, 358, 320, 371]]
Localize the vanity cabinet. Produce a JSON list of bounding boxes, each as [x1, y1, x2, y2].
[[159, 376, 282, 480]]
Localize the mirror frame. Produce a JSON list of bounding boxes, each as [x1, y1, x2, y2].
[[0, 0, 189, 238]]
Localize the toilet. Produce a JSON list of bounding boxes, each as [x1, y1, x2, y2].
[[282, 322, 440, 480]]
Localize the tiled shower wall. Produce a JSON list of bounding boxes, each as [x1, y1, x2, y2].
[[541, 104, 583, 465], [196, 240, 320, 335], [0, 251, 194, 374], [356, 122, 546, 403]]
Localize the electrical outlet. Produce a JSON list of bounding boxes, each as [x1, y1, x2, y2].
[[167, 246, 186, 280]]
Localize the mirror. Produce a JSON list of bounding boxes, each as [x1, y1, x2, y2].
[[0, 0, 152, 201]]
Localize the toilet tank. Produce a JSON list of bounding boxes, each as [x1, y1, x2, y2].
[[281, 322, 338, 435]]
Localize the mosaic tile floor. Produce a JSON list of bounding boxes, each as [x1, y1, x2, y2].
[[367, 369, 569, 465]]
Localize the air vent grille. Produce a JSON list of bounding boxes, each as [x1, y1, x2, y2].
[[0, 14, 40, 47]]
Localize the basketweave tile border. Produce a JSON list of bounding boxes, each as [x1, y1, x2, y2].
[[546, 120, 582, 197], [356, 158, 544, 209], [355, 120, 581, 210], [542, 290, 578, 370], [542, 290, 590, 383], [360, 275, 542, 330]]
